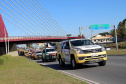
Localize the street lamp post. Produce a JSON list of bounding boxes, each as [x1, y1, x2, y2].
[[8, 37, 9, 54], [114, 25, 118, 50], [4, 27, 7, 55]]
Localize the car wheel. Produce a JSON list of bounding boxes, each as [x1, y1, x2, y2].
[[59, 57, 65, 67], [71, 57, 77, 68], [98, 60, 106, 66], [33, 57, 36, 60], [42, 58, 45, 62]]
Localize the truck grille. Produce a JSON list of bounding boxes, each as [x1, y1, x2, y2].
[[83, 48, 102, 54]]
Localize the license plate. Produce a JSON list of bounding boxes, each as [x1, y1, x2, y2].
[[94, 60, 99, 62], [91, 53, 98, 57], [52, 56, 56, 58]]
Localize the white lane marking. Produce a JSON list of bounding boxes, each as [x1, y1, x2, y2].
[[58, 70, 100, 84], [38, 61, 99, 84]]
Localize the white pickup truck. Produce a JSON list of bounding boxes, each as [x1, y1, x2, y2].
[[57, 39, 107, 68]]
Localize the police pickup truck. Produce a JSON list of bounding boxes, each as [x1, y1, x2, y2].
[[57, 39, 107, 68]]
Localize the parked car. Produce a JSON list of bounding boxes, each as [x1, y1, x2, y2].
[[18, 50, 24, 56], [25, 52, 32, 58], [42, 48, 57, 62], [30, 51, 35, 59], [33, 51, 42, 60]]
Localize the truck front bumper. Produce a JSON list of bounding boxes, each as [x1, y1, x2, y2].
[[76, 51, 107, 64]]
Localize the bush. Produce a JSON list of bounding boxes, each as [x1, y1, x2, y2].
[[0, 55, 11, 65], [104, 41, 126, 49], [0, 59, 4, 65]]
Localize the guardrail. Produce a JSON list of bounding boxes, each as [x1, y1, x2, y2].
[[0, 36, 68, 41]]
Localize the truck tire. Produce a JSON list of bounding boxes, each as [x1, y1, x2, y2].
[[33, 57, 36, 60], [59, 57, 65, 67], [71, 57, 77, 68], [98, 60, 106, 66]]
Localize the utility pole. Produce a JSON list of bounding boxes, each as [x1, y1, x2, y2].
[[91, 30, 93, 41], [79, 27, 82, 36], [8, 37, 9, 54], [114, 25, 118, 50], [4, 27, 7, 55], [125, 21, 126, 29]]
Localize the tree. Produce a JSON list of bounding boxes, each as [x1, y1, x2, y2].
[[78, 34, 84, 37], [67, 34, 72, 37], [117, 19, 126, 39], [99, 32, 109, 36]]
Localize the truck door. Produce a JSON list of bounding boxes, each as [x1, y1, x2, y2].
[[42, 49, 46, 59], [62, 41, 70, 62]]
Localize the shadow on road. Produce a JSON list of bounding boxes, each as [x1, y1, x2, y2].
[[34, 59, 99, 70]]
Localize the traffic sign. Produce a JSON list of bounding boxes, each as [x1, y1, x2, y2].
[[90, 24, 100, 30], [101, 24, 110, 29]]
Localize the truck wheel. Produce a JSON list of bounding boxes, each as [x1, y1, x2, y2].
[[98, 60, 106, 66], [33, 57, 36, 60], [59, 57, 65, 67], [42, 58, 45, 62], [71, 57, 77, 68]]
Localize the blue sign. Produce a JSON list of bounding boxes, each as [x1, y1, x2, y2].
[[90, 24, 100, 30], [101, 24, 110, 29]]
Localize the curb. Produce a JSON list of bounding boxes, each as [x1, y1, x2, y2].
[[40, 63, 99, 84], [58, 70, 99, 84]]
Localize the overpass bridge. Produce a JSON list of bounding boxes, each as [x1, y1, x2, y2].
[[0, 0, 84, 55]]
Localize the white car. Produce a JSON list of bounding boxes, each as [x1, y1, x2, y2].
[[42, 48, 57, 62]]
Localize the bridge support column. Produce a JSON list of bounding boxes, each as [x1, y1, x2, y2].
[[0, 43, 18, 56], [26, 43, 32, 48]]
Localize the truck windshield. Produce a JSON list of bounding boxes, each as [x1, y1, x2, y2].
[[36, 51, 42, 53], [70, 39, 94, 46]]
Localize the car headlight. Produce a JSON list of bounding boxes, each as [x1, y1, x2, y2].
[[102, 47, 105, 52], [46, 54, 49, 56], [77, 49, 84, 54]]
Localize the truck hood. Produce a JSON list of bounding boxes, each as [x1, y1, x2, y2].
[[47, 51, 57, 54], [36, 53, 42, 55], [73, 45, 102, 50]]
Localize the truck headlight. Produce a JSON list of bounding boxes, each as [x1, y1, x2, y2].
[[102, 47, 105, 52], [77, 49, 84, 54]]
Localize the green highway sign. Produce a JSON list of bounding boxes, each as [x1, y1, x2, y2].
[[90, 24, 110, 30], [90, 24, 100, 30], [101, 24, 110, 29]]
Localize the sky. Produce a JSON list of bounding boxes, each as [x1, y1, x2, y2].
[[0, 0, 126, 38]]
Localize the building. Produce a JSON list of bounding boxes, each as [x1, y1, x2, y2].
[[91, 35, 113, 43]]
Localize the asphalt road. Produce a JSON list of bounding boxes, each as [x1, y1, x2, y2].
[[33, 55, 126, 84]]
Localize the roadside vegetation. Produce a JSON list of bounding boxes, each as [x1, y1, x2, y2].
[[104, 41, 126, 49], [0, 55, 11, 65], [0, 55, 87, 84], [106, 49, 126, 55], [103, 41, 126, 55]]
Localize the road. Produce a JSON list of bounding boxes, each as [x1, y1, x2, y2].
[[33, 55, 126, 84]]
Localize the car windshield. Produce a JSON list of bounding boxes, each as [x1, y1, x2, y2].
[[70, 39, 94, 46], [46, 49, 56, 52], [36, 51, 42, 53]]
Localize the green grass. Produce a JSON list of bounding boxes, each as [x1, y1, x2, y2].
[[0, 56, 87, 84], [104, 41, 126, 49], [0, 55, 11, 65], [107, 49, 126, 55]]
